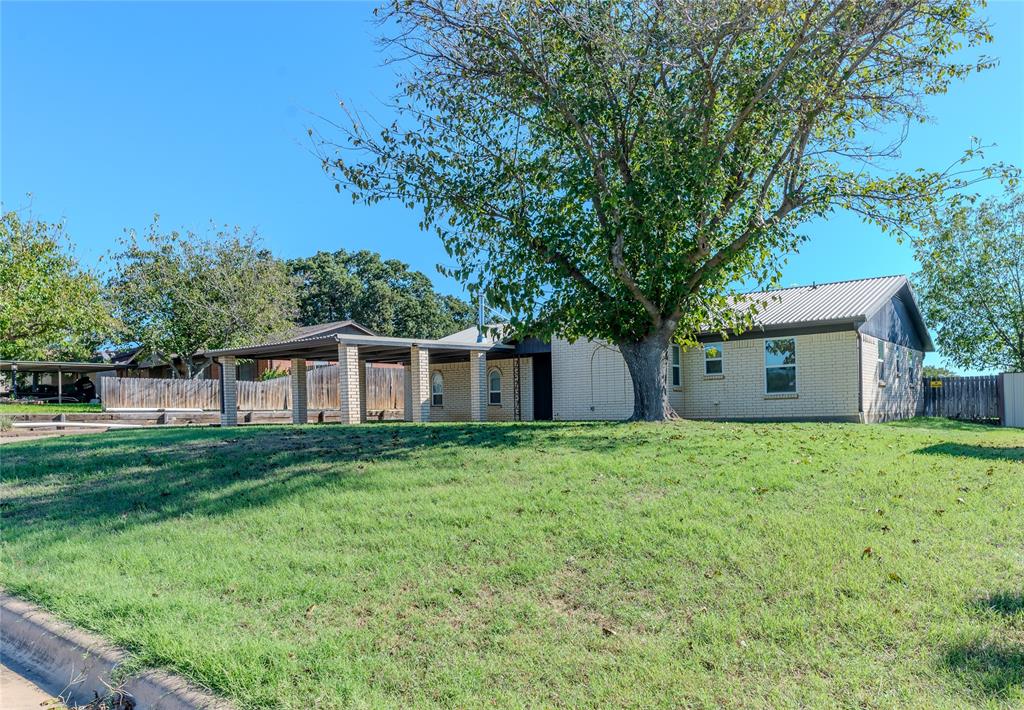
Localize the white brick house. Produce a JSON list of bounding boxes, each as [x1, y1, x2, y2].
[[550, 275, 932, 423], [207, 275, 930, 425]]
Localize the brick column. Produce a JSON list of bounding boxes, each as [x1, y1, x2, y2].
[[290, 359, 308, 424], [337, 343, 360, 425], [409, 346, 430, 422], [403, 365, 412, 421], [219, 356, 238, 427], [469, 351, 487, 421]]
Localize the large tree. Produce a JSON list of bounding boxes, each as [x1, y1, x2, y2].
[[108, 220, 298, 378], [0, 210, 112, 360], [914, 187, 1024, 373], [319, 0, 1011, 419], [288, 249, 476, 338]]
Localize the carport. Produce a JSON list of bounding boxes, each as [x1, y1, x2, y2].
[[203, 331, 514, 426], [0, 360, 124, 402]]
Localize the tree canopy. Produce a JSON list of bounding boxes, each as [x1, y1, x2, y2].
[[914, 187, 1024, 373], [288, 249, 476, 339], [319, 0, 1011, 419], [108, 220, 298, 378], [0, 210, 112, 361]]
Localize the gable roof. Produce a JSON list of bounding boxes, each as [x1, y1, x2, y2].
[[710, 275, 933, 350], [287, 320, 376, 339]]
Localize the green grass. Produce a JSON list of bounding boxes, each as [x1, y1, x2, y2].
[[0, 402, 102, 413], [1, 419, 1022, 708]]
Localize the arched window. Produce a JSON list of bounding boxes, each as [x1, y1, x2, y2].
[[488, 368, 502, 405], [431, 371, 444, 406]]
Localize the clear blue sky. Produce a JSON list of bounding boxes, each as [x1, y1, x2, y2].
[[3, 1, 1022, 372]]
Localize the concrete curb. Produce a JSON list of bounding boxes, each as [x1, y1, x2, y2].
[[1, 592, 232, 709]]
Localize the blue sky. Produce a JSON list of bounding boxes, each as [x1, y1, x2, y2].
[[2, 1, 1022, 372]]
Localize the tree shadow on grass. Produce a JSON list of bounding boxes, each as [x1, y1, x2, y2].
[[943, 640, 1024, 700], [915, 442, 1024, 462], [0, 422, 644, 542], [974, 592, 1024, 617]]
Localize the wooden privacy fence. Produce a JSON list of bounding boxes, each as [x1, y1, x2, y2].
[[102, 365, 405, 412], [103, 377, 219, 410], [920, 375, 1000, 422]]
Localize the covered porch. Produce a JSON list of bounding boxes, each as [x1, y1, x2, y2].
[[203, 331, 515, 426]]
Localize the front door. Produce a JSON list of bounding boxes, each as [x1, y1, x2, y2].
[[532, 353, 552, 420]]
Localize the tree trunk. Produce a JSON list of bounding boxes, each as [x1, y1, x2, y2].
[[618, 333, 675, 422]]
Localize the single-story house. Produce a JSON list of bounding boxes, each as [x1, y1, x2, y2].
[[204, 274, 931, 425]]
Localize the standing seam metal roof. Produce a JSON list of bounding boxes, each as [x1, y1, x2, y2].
[[727, 275, 909, 327]]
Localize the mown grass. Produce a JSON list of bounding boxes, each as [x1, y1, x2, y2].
[[0, 402, 102, 413], [1, 418, 1021, 708]]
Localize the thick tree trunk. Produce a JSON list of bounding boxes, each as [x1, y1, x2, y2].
[[619, 333, 675, 422]]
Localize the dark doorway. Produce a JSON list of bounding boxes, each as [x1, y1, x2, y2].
[[532, 353, 553, 420]]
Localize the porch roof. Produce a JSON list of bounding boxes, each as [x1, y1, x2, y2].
[[0, 360, 126, 374], [201, 332, 513, 365]]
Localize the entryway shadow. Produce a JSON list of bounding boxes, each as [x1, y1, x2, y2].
[[916, 442, 1024, 462]]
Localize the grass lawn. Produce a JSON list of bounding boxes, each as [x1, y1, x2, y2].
[[0, 402, 102, 413], [1, 419, 1021, 708]]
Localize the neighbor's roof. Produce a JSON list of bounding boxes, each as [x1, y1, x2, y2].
[[0, 360, 126, 374], [714, 275, 932, 349]]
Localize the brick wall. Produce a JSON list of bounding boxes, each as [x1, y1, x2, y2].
[[859, 333, 924, 422], [424, 357, 534, 422], [552, 332, 862, 421]]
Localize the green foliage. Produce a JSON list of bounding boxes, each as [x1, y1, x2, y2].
[[258, 366, 289, 381], [288, 249, 476, 338], [2, 420, 1022, 706], [922, 365, 956, 378], [0, 210, 112, 360], [320, 0, 1015, 418], [914, 187, 1024, 373], [108, 219, 298, 378]]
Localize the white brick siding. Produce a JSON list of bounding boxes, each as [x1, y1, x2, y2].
[[859, 334, 924, 422], [553, 332, 863, 421], [425, 357, 534, 423]]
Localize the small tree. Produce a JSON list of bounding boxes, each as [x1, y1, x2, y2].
[[108, 220, 298, 378], [288, 249, 476, 338], [0, 210, 112, 360], [318, 0, 1011, 420], [914, 187, 1024, 373]]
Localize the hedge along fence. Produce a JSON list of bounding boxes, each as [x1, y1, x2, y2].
[[103, 365, 405, 412]]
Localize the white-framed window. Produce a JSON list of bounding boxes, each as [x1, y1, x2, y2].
[[877, 340, 886, 383], [765, 338, 797, 394], [488, 368, 502, 405], [670, 344, 681, 387], [431, 371, 444, 406], [704, 342, 723, 375]]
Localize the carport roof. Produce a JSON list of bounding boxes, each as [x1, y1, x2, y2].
[[202, 332, 513, 364], [0, 360, 126, 374]]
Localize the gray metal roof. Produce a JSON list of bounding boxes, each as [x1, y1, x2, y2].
[[726, 275, 909, 328]]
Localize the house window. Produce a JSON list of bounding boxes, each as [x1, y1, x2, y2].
[[670, 345, 681, 387], [877, 340, 886, 383], [765, 338, 797, 393], [431, 371, 444, 406], [704, 343, 723, 375], [488, 368, 502, 405]]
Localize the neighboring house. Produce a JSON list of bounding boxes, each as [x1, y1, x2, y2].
[[205, 274, 931, 425], [114, 321, 376, 380], [549, 275, 931, 423]]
